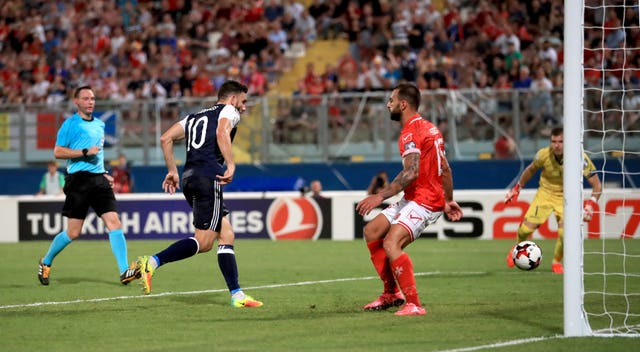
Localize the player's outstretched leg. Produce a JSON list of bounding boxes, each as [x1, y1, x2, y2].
[[137, 256, 157, 295]]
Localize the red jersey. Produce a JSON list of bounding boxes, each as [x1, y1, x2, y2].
[[398, 115, 446, 211]]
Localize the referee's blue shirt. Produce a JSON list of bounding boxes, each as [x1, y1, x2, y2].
[[56, 113, 106, 174]]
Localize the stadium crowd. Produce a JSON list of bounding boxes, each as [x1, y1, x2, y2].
[[0, 0, 637, 133]]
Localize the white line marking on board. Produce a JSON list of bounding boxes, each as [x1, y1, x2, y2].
[[0, 271, 485, 310]]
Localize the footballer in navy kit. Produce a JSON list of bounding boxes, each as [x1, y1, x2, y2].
[[135, 80, 263, 307]]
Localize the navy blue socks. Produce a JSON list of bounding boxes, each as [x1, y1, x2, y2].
[[217, 244, 240, 293], [155, 237, 199, 266]]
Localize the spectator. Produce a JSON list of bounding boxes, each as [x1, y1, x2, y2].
[[306, 72, 326, 102], [504, 40, 523, 72], [192, 69, 216, 97], [285, 96, 316, 143], [264, 0, 285, 22], [367, 171, 389, 195], [46, 74, 68, 106], [538, 38, 558, 68], [512, 65, 532, 89], [37, 160, 65, 195], [245, 61, 266, 96], [357, 61, 384, 91], [309, 0, 331, 38], [526, 66, 555, 136], [294, 8, 318, 43], [309, 179, 326, 200], [267, 20, 289, 53], [495, 24, 520, 56], [494, 129, 516, 159], [28, 72, 50, 103], [111, 153, 134, 194]]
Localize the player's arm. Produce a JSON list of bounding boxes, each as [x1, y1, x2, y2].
[[441, 156, 454, 203], [356, 152, 419, 216], [505, 162, 539, 203], [381, 152, 419, 199], [159, 121, 185, 194], [517, 162, 539, 188], [440, 156, 463, 221], [216, 117, 235, 185], [583, 172, 602, 222], [586, 173, 602, 201]]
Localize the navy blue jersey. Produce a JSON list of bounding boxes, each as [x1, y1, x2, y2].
[[179, 104, 240, 178]]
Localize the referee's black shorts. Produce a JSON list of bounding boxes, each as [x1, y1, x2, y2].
[[62, 172, 118, 219]]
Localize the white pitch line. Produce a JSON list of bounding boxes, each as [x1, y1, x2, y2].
[[0, 271, 485, 310], [434, 335, 564, 352]]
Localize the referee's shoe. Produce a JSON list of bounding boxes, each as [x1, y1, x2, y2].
[[120, 262, 141, 285], [38, 258, 51, 285]]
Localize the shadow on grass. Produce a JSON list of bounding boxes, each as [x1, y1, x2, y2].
[[55, 276, 123, 286], [482, 303, 562, 335]]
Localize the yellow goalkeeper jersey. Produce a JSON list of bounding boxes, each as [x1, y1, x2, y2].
[[533, 147, 596, 197]]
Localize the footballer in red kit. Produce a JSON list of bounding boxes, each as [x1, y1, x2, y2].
[[356, 83, 463, 316], [397, 115, 447, 212]]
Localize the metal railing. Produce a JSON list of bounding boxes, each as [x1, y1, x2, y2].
[[1, 88, 636, 167]]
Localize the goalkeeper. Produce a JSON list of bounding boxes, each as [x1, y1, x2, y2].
[[504, 127, 601, 274]]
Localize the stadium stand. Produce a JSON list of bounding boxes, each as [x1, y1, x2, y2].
[[1, 1, 638, 173]]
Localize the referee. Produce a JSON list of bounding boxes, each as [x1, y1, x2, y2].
[[37, 86, 139, 286]]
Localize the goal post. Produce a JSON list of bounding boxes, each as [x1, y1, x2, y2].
[[563, 0, 591, 337], [565, 0, 640, 337]]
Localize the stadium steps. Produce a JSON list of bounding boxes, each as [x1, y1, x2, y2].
[[233, 39, 349, 163], [271, 39, 349, 95], [432, 0, 446, 11]]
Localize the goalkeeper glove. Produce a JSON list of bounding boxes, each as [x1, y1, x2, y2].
[[583, 196, 598, 222], [504, 183, 521, 204]]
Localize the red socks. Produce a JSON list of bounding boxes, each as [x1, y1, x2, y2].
[[391, 253, 420, 306], [367, 239, 399, 294]]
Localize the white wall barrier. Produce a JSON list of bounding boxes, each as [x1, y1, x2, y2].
[[0, 189, 637, 243]]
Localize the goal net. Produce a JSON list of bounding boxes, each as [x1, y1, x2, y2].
[[565, 0, 640, 336]]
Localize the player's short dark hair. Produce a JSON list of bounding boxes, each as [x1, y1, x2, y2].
[[393, 83, 420, 110], [74, 85, 93, 98], [218, 80, 248, 100], [551, 127, 563, 136]]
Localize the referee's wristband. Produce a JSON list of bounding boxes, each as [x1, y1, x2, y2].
[[82, 148, 88, 157]]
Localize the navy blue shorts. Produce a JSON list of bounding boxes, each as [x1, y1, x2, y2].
[[182, 175, 229, 232], [62, 172, 118, 219]]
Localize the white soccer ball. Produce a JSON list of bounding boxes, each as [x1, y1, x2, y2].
[[512, 241, 542, 271]]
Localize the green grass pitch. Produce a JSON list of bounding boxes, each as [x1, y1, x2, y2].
[[1, 239, 638, 352]]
